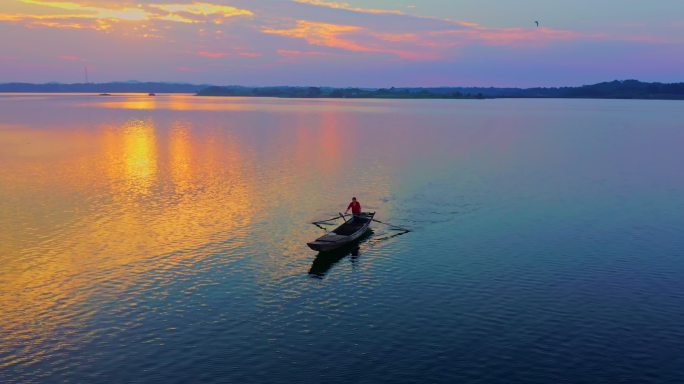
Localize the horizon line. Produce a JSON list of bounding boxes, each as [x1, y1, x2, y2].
[[1, 79, 683, 90]]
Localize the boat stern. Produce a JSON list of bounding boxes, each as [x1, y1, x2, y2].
[[307, 241, 336, 252]]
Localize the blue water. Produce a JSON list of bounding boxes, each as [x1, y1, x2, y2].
[[1, 95, 683, 383]]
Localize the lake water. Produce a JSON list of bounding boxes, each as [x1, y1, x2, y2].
[[1, 94, 683, 383]]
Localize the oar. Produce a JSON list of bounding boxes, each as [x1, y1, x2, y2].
[[371, 218, 411, 232], [339, 212, 348, 223], [312, 214, 351, 225], [313, 217, 340, 225]]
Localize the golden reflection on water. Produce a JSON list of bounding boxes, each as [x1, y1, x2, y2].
[[94, 94, 392, 113], [119, 97, 158, 111], [0, 94, 396, 370], [169, 122, 193, 194], [0, 111, 258, 368], [107, 118, 159, 195]]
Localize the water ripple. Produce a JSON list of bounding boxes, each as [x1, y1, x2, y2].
[[2, 96, 684, 383]]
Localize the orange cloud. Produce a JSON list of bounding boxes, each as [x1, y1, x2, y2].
[[263, 20, 368, 52], [263, 20, 441, 60], [21, 0, 148, 21], [148, 2, 254, 24], [293, 0, 403, 15], [458, 21, 481, 28], [0, 0, 254, 31], [0, 0, 669, 72], [0, 14, 22, 21], [149, 2, 253, 17], [31, 20, 88, 29], [261, 18, 605, 61]]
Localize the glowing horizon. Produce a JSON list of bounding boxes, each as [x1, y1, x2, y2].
[[0, 0, 682, 87]]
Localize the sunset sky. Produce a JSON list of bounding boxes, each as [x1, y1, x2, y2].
[[1, 0, 682, 86]]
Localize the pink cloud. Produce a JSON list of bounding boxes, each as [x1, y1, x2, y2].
[[277, 49, 331, 56], [58, 55, 83, 61], [262, 19, 613, 61], [196, 50, 262, 59], [238, 52, 262, 58], [263, 20, 433, 60], [0, 1, 254, 33], [276, 49, 335, 62], [197, 51, 228, 58], [0, 0, 679, 86]]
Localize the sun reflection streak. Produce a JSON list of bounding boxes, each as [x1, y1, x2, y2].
[[101, 96, 159, 111], [0, 94, 399, 374], [0, 109, 257, 370], [117, 118, 159, 195], [169, 121, 193, 194]]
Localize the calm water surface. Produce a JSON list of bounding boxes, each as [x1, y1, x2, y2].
[[1, 94, 683, 383]]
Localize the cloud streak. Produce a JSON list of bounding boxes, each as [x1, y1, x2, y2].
[[0, 0, 680, 85], [0, 0, 254, 30], [292, 0, 403, 15], [262, 19, 593, 61]]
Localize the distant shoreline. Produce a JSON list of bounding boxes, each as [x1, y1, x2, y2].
[[1, 80, 682, 100]]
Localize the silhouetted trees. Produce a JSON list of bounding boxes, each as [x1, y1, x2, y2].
[[2, 80, 682, 100], [197, 86, 488, 99]]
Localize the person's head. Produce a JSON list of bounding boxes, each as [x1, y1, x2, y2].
[[352, 197, 357, 202]]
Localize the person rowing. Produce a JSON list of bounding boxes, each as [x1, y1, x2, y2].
[[345, 197, 362, 222]]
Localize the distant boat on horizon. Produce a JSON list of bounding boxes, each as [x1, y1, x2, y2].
[[148, 93, 156, 96], [98, 93, 111, 96]]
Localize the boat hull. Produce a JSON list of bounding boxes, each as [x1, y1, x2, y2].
[[307, 230, 365, 252], [308, 212, 374, 252]]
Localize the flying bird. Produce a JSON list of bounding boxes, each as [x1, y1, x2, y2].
[[534, 21, 540, 27]]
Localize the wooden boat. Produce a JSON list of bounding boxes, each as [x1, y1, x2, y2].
[[307, 212, 375, 252]]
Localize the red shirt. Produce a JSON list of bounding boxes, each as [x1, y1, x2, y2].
[[347, 201, 361, 215]]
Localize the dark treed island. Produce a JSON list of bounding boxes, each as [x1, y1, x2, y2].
[[197, 86, 487, 99], [1, 80, 683, 100], [197, 80, 684, 99], [0, 81, 209, 94]]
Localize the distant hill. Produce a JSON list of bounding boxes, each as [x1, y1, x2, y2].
[[196, 86, 486, 99], [449, 80, 684, 99], [197, 80, 684, 100], [0, 82, 207, 93], [1, 80, 682, 100]]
